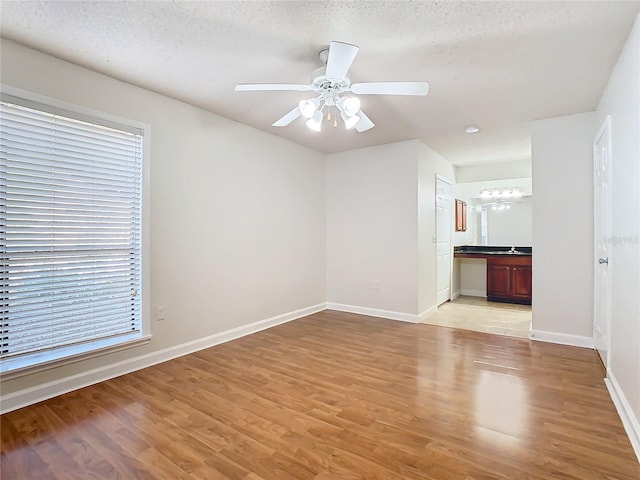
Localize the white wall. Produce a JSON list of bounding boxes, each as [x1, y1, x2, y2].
[[596, 14, 640, 447], [418, 142, 456, 314], [1, 40, 326, 397], [531, 112, 596, 339], [326, 141, 419, 315], [325, 139, 455, 318], [457, 258, 487, 297], [455, 159, 531, 183], [486, 197, 533, 246]]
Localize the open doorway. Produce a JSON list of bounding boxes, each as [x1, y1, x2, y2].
[[426, 175, 533, 339]]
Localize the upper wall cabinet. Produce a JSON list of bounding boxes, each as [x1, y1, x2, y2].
[[455, 199, 467, 232]]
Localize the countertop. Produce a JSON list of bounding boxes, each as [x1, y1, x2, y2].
[[454, 245, 532, 258]]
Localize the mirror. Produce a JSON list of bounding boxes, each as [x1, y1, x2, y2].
[[454, 178, 532, 246]]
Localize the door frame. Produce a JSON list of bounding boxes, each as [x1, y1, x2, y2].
[[593, 115, 612, 369]]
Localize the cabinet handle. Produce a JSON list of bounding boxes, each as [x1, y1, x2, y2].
[[514, 268, 517, 271]]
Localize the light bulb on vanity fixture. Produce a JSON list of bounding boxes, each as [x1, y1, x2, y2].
[[479, 187, 522, 200], [492, 202, 511, 212]]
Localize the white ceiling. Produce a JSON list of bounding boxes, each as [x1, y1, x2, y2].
[[1, 1, 638, 165]]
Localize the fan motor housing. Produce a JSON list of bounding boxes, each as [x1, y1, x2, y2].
[[311, 67, 351, 98]]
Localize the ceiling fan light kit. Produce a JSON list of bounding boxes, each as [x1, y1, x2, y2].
[[305, 110, 323, 132], [298, 98, 319, 119], [339, 96, 360, 117], [235, 41, 429, 134]]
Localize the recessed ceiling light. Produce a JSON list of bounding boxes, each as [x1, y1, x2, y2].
[[465, 125, 480, 133]]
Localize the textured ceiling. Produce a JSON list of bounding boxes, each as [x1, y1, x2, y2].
[[1, 1, 639, 165]]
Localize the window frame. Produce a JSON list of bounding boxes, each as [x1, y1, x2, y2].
[[0, 85, 151, 380]]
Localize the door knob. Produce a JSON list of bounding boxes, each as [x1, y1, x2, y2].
[[598, 257, 609, 264]]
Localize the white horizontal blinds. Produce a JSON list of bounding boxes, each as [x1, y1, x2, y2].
[[0, 97, 143, 359]]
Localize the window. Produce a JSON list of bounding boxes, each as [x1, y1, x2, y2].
[[0, 93, 149, 377]]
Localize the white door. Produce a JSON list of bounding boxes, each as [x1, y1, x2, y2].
[[594, 116, 612, 369], [436, 176, 452, 306]]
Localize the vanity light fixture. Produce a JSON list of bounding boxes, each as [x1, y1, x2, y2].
[[479, 187, 523, 199]]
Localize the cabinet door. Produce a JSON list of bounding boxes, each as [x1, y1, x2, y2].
[[487, 264, 511, 298], [511, 266, 532, 301]]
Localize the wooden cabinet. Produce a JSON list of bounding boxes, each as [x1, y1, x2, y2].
[[455, 199, 467, 232], [487, 257, 532, 304]]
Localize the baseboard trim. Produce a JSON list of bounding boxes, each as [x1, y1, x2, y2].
[[605, 372, 640, 463], [529, 329, 594, 348], [0, 303, 326, 414], [451, 290, 461, 300], [460, 289, 486, 298], [419, 305, 438, 322], [326, 302, 420, 323]]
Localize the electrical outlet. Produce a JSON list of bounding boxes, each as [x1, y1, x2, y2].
[[156, 306, 166, 321]]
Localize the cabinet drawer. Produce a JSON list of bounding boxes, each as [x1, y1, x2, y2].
[[488, 256, 532, 267]]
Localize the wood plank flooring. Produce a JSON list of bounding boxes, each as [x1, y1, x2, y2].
[[2, 310, 639, 479]]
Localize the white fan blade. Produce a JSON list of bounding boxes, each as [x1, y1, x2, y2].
[[351, 82, 429, 96], [235, 83, 313, 92], [272, 106, 301, 127], [355, 110, 375, 132], [325, 41, 359, 79]]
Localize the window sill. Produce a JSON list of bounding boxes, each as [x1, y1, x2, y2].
[[0, 334, 153, 381]]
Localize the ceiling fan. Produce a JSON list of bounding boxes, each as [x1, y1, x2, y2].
[[235, 41, 429, 133]]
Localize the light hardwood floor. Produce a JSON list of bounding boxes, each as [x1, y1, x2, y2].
[[2, 310, 638, 479], [425, 295, 532, 338]]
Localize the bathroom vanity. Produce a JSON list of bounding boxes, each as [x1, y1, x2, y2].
[[454, 246, 532, 305]]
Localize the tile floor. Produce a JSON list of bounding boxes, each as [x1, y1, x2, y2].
[[423, 295, 532, 338]]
